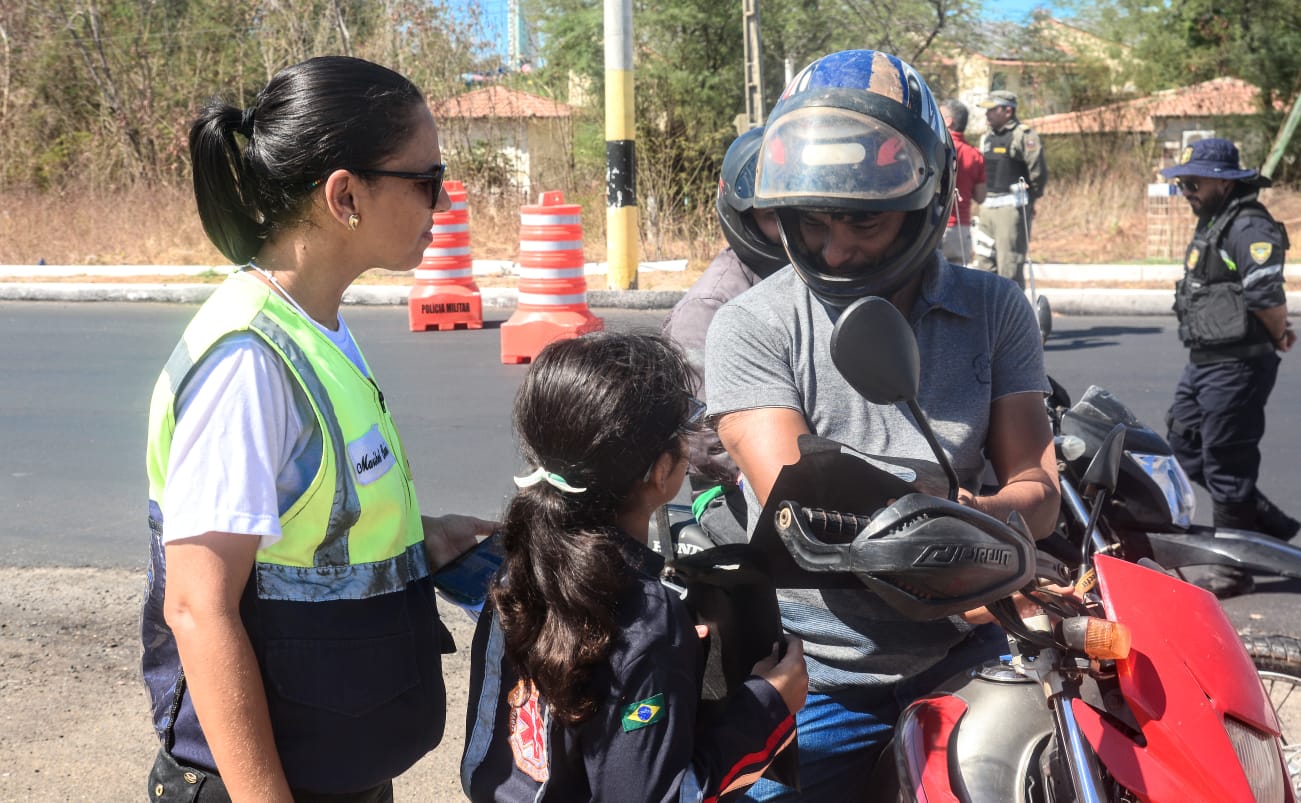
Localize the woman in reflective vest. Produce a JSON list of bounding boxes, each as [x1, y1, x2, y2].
[[141, 56, 495, 801]]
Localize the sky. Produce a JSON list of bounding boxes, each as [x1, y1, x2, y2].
[[981, 0, 1062, 22], [452, 0, 1069, 63]]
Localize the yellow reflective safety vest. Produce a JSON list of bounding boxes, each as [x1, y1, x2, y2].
[[141, 272, 447, 792]]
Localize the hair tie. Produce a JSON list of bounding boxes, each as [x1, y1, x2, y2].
[[513, 467, 587, 494], [238, 106, 257, 137]]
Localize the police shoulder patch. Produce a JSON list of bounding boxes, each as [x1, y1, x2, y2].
[[1186, 247, 1201, 270], [621, 693, 666, 732], [1250, 242, 1273, 265]]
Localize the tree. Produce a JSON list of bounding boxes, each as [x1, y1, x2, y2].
[[522, 0, 981, 243], [1078, 0, 1301, 179]]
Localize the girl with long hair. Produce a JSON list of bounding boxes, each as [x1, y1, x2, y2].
[[462, 332, 807, 801]]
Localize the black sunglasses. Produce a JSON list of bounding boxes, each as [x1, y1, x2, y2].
[[1174, 177, 1200, 193], [350, 163, 447, 208]]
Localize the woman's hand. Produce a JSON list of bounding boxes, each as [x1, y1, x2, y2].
[[751, 638, 809, 716], [421, 514, 499, 570]]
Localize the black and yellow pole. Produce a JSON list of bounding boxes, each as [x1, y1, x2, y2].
[[604, 0, 638, 290]]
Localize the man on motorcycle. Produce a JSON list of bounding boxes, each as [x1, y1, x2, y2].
[[1162, 137, 1298, 598], [703, 49, 1060, 801], [663, 127, 789, 546]]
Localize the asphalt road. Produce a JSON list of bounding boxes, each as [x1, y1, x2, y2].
[[1, 301, 1297, 632]]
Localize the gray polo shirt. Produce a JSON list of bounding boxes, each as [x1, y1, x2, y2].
[[704, 255, 1048, 691]]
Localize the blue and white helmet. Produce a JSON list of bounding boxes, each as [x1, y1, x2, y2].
[[755, 50, 955, 302]]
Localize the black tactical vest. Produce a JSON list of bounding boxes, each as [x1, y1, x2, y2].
[[983, 124, 1027, 194], [1173, 192, 1286, 357]]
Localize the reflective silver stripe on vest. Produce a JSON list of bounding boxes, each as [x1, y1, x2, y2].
[[254, 541, 430, 601], [162, 343, 198, 398], [462, 615, 507, 796], [250, 311, 360, 567], [519, 292, 587, 306], [517, 266, 585, 279]]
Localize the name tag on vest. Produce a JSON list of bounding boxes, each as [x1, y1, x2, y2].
[[348, 424, 396, 485]]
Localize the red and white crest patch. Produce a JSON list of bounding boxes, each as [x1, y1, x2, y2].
[[508, 680, 550, 782]]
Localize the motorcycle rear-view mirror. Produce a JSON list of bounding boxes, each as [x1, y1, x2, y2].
[[1036, 295, 1053, 342], [829, 296, 919, 405], [1083, 423, 1128, 495], [830, 296, 959, 501]]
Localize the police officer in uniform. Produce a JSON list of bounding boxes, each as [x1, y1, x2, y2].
[[1162, 137, 1298, 598], [973, 90, 1047, 288]]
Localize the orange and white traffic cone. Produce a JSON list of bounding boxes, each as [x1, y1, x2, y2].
[[409, 180, 483, 332], [500, 191, 604, 364]]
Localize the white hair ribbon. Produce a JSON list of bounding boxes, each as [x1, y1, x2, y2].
[[513, 467, 587, 494]]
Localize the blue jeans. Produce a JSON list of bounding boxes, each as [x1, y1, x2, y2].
[[742, 624, 1008, 802]]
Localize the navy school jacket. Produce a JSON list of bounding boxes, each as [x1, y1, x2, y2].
[[460, 537, 795, 802]]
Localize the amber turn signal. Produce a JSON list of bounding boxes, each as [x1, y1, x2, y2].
[[1059, 616, 1132, 660]]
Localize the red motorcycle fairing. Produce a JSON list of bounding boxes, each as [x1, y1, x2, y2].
[[1072, 555, 1288, 802], [895, 694, 966, 803]]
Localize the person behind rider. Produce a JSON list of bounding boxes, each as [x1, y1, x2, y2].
[[663, 126, 789, 546], [704, 49, 1060, 801], [461, 332, 808, 801]]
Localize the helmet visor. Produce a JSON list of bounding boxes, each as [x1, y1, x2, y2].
[[756, 107, 928, 204]]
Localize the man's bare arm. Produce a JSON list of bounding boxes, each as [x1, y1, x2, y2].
[[715, 407, 811, 507]]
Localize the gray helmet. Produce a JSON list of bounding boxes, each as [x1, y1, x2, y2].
[[717, 127, 789, 278], [754, 50, 955, 303]]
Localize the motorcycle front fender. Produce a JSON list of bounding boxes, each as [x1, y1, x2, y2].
[[1127, 525, 1301, 579]]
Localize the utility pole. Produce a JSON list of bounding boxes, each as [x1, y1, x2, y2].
[[605, 0, 639, 290], [743, 0, 765, 129]]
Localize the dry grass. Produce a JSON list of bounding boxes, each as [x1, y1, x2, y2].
[[2, 174, 1298, 274]]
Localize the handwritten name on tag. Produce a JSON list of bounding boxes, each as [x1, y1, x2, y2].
[[347, 424, 396, 486]]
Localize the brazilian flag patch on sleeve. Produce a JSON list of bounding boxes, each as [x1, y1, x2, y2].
[[621, 693, 666, 732]]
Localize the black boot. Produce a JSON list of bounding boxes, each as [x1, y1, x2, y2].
[[1255, 492, 1301, 541], [1213, 500, 1258, 531], [1204, 500, 1261, 597]]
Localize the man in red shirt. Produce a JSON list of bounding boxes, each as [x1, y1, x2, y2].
[[940, 98, 986, 265]]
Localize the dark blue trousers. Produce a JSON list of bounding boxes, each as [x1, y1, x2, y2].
[[1166, 353, 1280, 505]]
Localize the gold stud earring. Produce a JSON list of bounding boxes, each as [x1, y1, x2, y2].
[[347, 214, 360, 231]]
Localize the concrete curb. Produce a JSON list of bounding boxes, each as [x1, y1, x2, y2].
[[3, 261, 1299, 314]]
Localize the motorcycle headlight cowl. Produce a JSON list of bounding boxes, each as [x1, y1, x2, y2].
[[1127, 452, 1196, 530], [1222, 716, 1287, 803]]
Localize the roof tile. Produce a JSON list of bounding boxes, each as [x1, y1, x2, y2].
[[431, 85, 573, 120]]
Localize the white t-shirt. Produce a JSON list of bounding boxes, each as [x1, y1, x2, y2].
[[162, 276, 368, 547]]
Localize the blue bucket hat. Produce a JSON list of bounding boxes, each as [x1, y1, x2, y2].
[[1159, 138, 1266, 184]]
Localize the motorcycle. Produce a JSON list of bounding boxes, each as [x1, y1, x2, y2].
[[771, 296, 1298, 802]]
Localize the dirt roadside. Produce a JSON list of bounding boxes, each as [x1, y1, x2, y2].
[[0, 567, 476, 802]]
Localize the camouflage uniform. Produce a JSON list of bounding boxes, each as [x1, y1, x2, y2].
[[973, 91, 1047, 288]]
